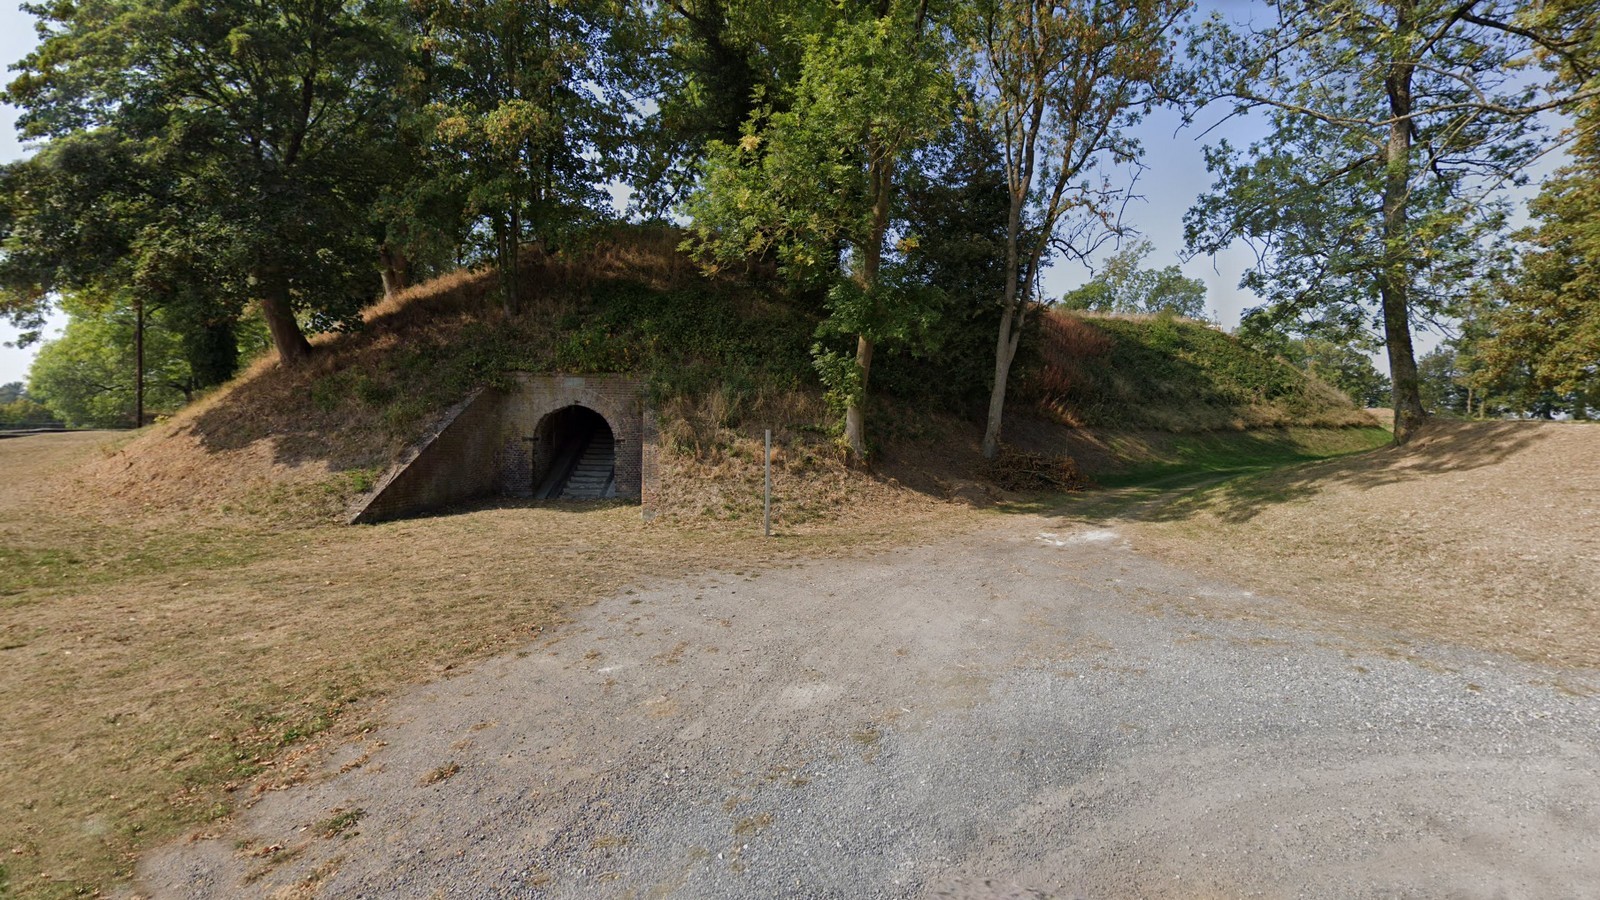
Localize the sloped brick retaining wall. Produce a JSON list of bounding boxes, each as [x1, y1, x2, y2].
[[348, 374, 653, 524]]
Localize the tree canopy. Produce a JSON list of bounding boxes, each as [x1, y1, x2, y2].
[[0, 0, 1588, 442], [1061, 240, 1208, 319], [1186, 0, 1593, 442]]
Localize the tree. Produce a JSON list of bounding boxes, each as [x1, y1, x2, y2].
[[1186, 0, 1597, 443], [629, 1, 806, 217], [1416, 346, 1470, 415], [962, 0, 1191, 460], [27, 293, 195, 428], [885, 115, 1016, 409], [1060, 239, 1207, 317], [0, 383, 53, 427], [1295, 338, 1392, 408], [1480, 177, 1600, 419], [684, 0, 953, 460], [7, 0, 409, 368], [414, 0, 640, 313], [1474, 61, 1600, 420]]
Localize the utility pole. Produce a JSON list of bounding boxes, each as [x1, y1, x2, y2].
[[134, 295, 145, 428]]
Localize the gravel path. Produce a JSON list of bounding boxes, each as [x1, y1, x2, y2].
[[136, 516, 1600, 899]]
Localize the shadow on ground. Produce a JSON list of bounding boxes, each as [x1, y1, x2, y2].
[[1017, 419, 1551, 527]]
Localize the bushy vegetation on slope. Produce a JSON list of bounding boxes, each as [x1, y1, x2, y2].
[[1032, 311, 1370, 431]]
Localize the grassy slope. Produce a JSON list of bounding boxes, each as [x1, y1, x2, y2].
[[1032, 310, 1372, 431]]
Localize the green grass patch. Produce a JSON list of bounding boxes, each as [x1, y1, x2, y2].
[[0, 517, 284, 597], [1089, 426, 1392, 489], [1034, 313, 1369, 431]]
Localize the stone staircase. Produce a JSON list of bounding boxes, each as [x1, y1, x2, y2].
[[558, 432, 616, 500]]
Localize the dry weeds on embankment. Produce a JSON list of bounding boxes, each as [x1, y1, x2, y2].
[[1105, 420, 1600, 671]]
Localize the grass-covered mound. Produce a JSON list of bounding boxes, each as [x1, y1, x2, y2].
[[1031, 310, 1372, 431], [57, 229, 1379, 525], [60, 228, 941, 525]]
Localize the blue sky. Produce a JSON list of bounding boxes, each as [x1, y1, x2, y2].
[[0, 4, 44, 384], [0, 0, 1559, 385]]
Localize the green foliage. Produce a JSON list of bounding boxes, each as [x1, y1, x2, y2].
[[878, 119, 1014, 410], [304, 264, 818, 447], [1236, 321, 1393, 408], [1061, 240, 1208, 318], [1185, 0, 1581, 428], [1475, 120, 1600, 417], [681, 0, 956, 451], [27, 294, 196, 428], [1036, 313, 1360, 430], [1417, 347, 1472, 416], [0, 382, 55, 427], [412, 0, 641, 309], [1292, 338, 1391, 408], [810, 344, 863, 423], [682, 1, 953, 286], [583, 281, 815, 405], [0, 381, 56, 427], [628, 1, 804, 216], [5, 0, 410, 364]]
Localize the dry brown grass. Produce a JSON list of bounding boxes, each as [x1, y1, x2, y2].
[[10, 411, 1593, 898], [0, 433, 979, 899], [1094, 419, 1600, 670]]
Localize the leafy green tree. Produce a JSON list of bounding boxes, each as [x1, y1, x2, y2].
[[27, 294, 195, 428], [1296, 338, 1391, 408], [961, 0, 1191, 460], [414, 0, 642, 313], [630, 1, 804, 217], [1416, 346, 1470, 416], [1060, 240, 1207, 318], [6, 0, 409, 368], [684, 0, 954, 460], [1186, 0, 1595, 443], [0, 383, 54, 426], [1476, 113, 1600, 420], [885, 116, 1015, 409]]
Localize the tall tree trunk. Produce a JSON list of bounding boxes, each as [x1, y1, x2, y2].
[[259, 268, 313, 367], [500, 210, 522, 317], [844, 334, 874, 458], [844, 148, 894, 463], [379, 242, 410, 298], [1381, 1, 1428, 444], [983, 182, 1029, 460]]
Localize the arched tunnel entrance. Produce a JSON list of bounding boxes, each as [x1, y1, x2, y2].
[[533, 405, 617, 500]]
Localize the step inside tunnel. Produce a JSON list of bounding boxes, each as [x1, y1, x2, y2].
[[533, 405, 617, 500]]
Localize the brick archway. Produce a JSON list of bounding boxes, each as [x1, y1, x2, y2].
[[529, 404, 615, 499], [349, 373, 656, 524], [497, 374, 649, 502]]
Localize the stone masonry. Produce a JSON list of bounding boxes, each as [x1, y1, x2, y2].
[[349, 374, 654, 524]]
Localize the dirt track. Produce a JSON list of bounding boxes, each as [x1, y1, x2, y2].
[[137, 517, 1600, 899]]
